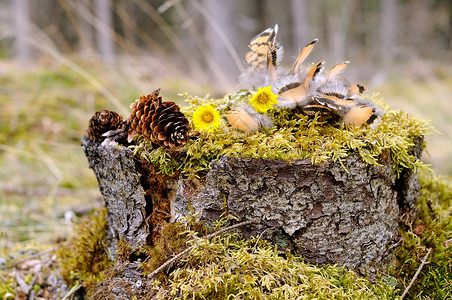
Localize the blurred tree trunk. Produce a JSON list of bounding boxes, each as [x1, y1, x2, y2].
[[13, 0, 31, 63], [94, 0, 114, 63], [325, 0, 350, 63], [122, 1, 137, 52], [380, 0, 397, 65], [262, 0, 291, 51], [204, 0, 239, 88], [291, 0, 309, 45], [76, 0, 94, 55]]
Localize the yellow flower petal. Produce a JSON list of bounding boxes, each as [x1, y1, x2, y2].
[[192, 104, 221, 132], [249, 86, 278, 113]]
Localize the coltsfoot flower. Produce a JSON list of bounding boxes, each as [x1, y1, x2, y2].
[[249, 86, 278, 113], [192, 104, 221, 132]]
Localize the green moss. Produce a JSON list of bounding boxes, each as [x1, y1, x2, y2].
[[56, 208, 113, 292], [141, 219, 206, 277], [393, 171, 452, 299], [0, 272, 15, 299], [116, 237, 132, 263], [152, 233, 398, 299], [133, 93, 431, 178]]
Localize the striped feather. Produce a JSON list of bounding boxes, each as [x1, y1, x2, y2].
[[245, 25, 280, 71]]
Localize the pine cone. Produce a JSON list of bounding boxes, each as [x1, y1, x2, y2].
[[128, 89, 190, 148], [87, 110, 123, 142]]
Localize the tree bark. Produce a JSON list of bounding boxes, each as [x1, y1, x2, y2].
[[81, 137, 149, 256], [176, 152, 403, 275]]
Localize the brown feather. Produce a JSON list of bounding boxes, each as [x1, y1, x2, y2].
[[278, 82, 307, 105], [347, 84, 367, 97], [301, 104, 334, 116], [326, 61, 350, 80], [291, 39, 319, 74], [224, 105, 272, 132], [320, 93, 356, 107], [342, 105, 376, 126], [304, 60, 325, 87], [225, 112, 259, 132]]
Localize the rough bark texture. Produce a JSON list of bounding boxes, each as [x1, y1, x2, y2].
[[81, 136, 149, 256], [81, 136, 178, 257], [82, 135, 422, 275], [175, 138, 423, 274], [176, 152, 400, 274]]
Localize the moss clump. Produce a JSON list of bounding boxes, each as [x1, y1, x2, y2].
[[393, 171, 452, 298], [132, 93, 431, 178], [0, 273, 15, 299], [152, 233, 398, 299], [141, 219, 206, 278], [57, 208, 113, 294]]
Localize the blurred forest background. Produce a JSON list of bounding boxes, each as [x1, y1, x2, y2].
[[0, 0, 451, 246]]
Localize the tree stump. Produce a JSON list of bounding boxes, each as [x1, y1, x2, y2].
[[81, 135, 422, 274]]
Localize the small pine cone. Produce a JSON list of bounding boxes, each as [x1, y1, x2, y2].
[[128, 89, 190, 148], [87, 110, 123, 142]]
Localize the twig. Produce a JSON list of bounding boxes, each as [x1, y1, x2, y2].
[[10, 248, 56, 269], [383, 236, 405, 256], [147, 219, 256, 280], [14, 265, 42, 297], [401, 248, 432, 299], [252, 227, 275, 253], [61, 282, 82, 300]]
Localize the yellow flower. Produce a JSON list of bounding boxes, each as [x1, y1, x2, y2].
[[249, 86, 278, 113], [192, 104, 221, 132]]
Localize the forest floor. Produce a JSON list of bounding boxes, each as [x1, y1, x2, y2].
[[0, 60, 451, 298]]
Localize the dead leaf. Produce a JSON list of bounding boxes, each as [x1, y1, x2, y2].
[[413, 225, 425, 235], [18, 259, 42, 273]]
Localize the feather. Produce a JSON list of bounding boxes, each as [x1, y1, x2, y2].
[[346, 84, 367, 97], [301, 93, 382, 126], [245, 24, 281, 71], [224, 104, 273, 132], [304, 60, 325, 89], [342, 105, 377, 126], [240, 25, 284, 90], [291, 39, 319, 74], [326, 61, 349, 80], [275, 74, 309, 108]]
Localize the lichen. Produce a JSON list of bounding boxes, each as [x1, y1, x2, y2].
[[132, 93, 431, 178]]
